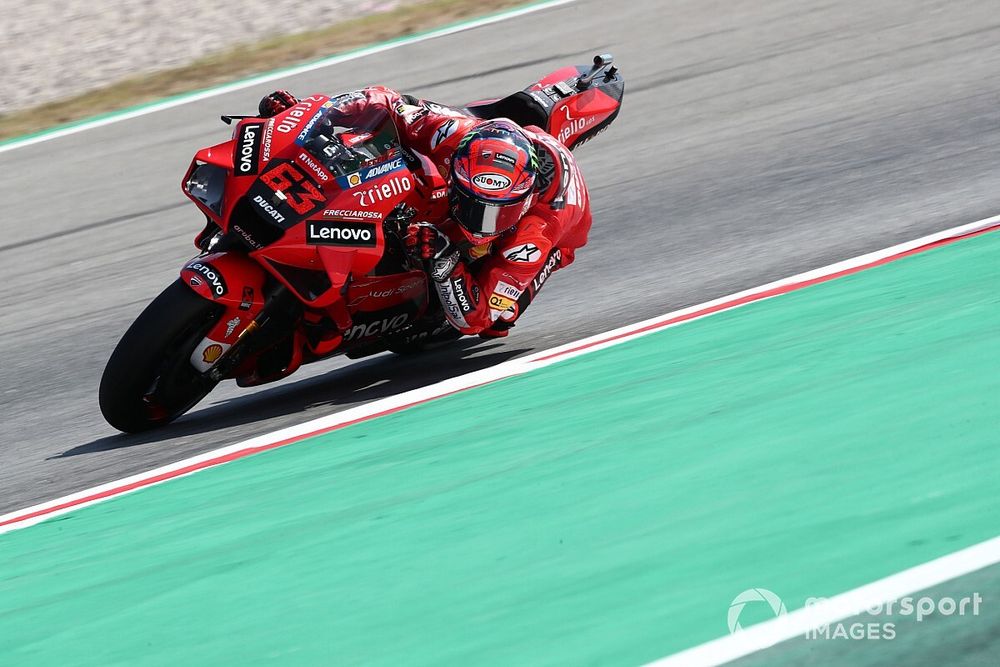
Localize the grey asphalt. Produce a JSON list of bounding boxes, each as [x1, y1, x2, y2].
[[2, 1, 999, 659]]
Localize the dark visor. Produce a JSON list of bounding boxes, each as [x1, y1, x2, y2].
[[450, 188, 526, 236]]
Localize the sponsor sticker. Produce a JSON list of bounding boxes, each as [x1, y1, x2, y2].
[[190, 338, 232, 372], [224, 317, 241, 338], [472, 173, 512, 191], [261, 119, 275, 162], [532, 248, 563, 292], [493, 280, 522, 299], [275, 99, 317, 134], [297, 151, 331, 182], [202, 344, 224, 363], [230, 223, 263, 250], [236, 122, 263, 175], [492, 151, 517, 171], [343, 313, 409, 341], [394, 103, 429, 124], [296, 108, 326, 142], [557, 105, 598, 144], [436, 279, 469, 328], [502, 243, 542, 263], [322, 208, 382, 220], [306, 220, 377, 247], [431, 119, 458, 149], [488, 294, 515, 312], [239, 286, 254, 310], [186, 262, 228, 297], [337, 157, 405, 189], [252, 194, 286, 224], [361, 157, 404, 180], [453, 276, 475, 314], [351, 175, 413, 207]]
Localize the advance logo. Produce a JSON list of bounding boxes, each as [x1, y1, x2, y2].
[[306, 220, 377, 247]]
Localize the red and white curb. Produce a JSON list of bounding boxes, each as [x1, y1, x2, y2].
[[1, 215, 997, 536]]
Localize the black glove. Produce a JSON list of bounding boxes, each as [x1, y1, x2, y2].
[[405, 222, 458, 281], [258, 90, 298, 117], [404, 222, 450, 261]]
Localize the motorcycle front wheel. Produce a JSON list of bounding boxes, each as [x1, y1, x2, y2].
[[99, 280, 222, 433]]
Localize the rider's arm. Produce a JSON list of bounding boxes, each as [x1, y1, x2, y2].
[[432, 212, 556, 334], [360, 87, 479, 161]]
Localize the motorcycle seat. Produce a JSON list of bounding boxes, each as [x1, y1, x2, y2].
[[464, 91, 550, 130]]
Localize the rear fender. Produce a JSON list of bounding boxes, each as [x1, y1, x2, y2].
[[181, 252, 268, 372], [548, 83, 623, 150]]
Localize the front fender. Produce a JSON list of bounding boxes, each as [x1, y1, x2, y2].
[[180, 252, 270, 372], [181, 251, 267, 312]]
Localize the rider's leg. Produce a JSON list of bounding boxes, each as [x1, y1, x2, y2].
[[480, 247, 565, 338]]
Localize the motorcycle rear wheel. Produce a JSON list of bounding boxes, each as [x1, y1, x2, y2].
[[99, 280, 222, 433]]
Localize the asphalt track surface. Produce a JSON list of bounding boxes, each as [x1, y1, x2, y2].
[[2, 0, 999, 521]]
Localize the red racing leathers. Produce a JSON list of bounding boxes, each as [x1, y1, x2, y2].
[[339, 86, 593, 335]]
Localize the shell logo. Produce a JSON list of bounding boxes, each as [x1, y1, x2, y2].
[[347, 173, 362, 187], [202, 344, 224, 363]]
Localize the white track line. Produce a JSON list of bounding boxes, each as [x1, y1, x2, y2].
[[0, 0, 578, 155], [646, 535, 1000, 666], [1, 214, 996, 536]]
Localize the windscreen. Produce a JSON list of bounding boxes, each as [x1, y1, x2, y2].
[[297, 101, 400, 178]]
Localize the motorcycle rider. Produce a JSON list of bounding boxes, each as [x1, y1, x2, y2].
[[258, 88, 593, 338]]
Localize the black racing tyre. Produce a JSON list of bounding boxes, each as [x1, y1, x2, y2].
[[99, 280, 223, 433]]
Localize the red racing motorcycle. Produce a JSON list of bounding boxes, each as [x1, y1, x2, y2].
[[99, 54, 624, 432]]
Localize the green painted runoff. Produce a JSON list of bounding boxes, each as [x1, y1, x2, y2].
[[1, 231, 998, 666]]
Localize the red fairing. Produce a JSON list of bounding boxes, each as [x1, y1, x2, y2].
[[548, 88, 620, 148], [533, 66, 582, 89], [180, 251, 267, 316]]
